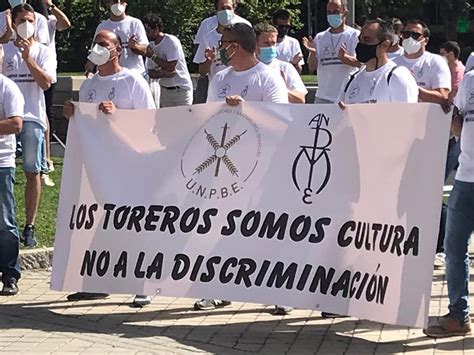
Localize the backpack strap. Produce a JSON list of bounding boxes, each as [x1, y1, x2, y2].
[[387, 65, 398, 85], [343, 69, 361, 93]]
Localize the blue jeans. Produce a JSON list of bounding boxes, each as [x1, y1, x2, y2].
[[444, 180, 474, 323], [0, 167, 20, 283], [18, 121, 45, 173]]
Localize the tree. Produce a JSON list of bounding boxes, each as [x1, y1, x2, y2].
[[439, 0, 471, 40]]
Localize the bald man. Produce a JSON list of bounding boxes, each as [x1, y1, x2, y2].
[[64, 29, 156, 307]]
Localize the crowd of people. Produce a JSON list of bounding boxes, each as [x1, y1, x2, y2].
[[0, 0, 473, 339]]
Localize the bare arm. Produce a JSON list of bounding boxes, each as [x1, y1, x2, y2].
[[338, 43, 361, 68], [303, 37, 317, 73], [46, 1, 71, 31], [288, 90, 306, 104], [20, 39, 52, 91], [451, 108, 463, 137], [0, 116, 22, 134], [145, 46, 177, 71], [418, 87, 450, 104], [0, 10, 13, 44]]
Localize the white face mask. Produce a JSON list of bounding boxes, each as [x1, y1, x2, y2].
[[8, 0, 25, 8], [16, 21, 35, 40], [87, 44, 115, 66], [110, 2, 126, 16], [402, 37, 422, 55]]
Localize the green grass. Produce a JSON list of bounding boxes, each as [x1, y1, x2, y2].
[[15, 157, 63, 248], [301, 75, 317, 85]]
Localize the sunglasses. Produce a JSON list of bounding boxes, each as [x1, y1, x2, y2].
[[218, 40, 237, 47], [401, 31, 423, 40]]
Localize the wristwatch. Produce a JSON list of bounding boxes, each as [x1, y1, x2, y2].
[[47, 4, 56, 13]]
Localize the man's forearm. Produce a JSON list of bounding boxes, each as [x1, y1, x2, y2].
[[419, 87, 449, 104], [25, 57, 52, 91], [0, 116, 22, 134]]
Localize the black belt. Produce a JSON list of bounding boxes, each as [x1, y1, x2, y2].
[[162, 86, 180, 90]]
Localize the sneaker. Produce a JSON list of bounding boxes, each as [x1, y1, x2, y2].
[[274, 305, 294, 315], [67, 292, 109, 301], [434, 253, 446, 269], [133, 294, 151, 307], [41, 173, 55, 187], [48, 160, 55, 172], [22, 224, 37, 247], [423, 314, 472, 338], [193, 299, 232, 311], [0, 280, 18, 296]]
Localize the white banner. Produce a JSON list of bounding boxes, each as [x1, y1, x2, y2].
[[51, 102, 449, 328]]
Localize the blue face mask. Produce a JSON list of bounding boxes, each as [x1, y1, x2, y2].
[[259, 46, 277, 64], [327, 14, 343, 28], [217, 9, 234, 26]]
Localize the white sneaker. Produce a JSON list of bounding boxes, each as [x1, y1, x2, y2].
[[41, 174, 55, 187], [48, 160, 55, 172], [133, 294, 151, 307], [434, 253, 446, 269]]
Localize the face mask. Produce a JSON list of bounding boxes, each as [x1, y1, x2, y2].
[[219, 44, 234, 66], [402, 37, 422, 55], [8, 0, 24, 8], [277, 26, 289, 39], [16, 21, 35, 40], [217, 9, 234, 26], [259, 46, 277, 64], [87, 44, 115, 66], [355, 42, 380, 63], [327, 14, 343, 29], [110, 2, 126, 16]]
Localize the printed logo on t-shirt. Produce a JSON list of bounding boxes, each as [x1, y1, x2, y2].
[[218, 84, 231, 98], [108, 87, 116, 100], [241, 85, 248, 98], [417, 67, 424, 79], [323, 46, 331, 57], [348, 84, 360, 99], [469, 89, 474, 104], [87, 89, 97, 103], [5, 58, 15, 72]]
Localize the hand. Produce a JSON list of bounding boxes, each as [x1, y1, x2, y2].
[[291, 52, 303, 65], [18, 38, 31, 60], [302, 36, 316, 52], [129, 35, 147, 56], [205, 47, 216, 62], [45, 0, 53, 6], [161, 68, 176, 78], [338, 42, 350, 63], [145, 45, 155, 58], [226, 95, 243, 106], [441, 99, 453, 114], [63, 100, 75, 119], [98, 101, 116, 114], [5, 9, 12, 30]]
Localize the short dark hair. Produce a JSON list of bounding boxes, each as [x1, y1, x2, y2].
[[253, 23, 277, 39], [406, 19, 431, 37], [365, 18, 395, 43], [440, 41, 461, 59], [142, 13, 163, 32], [12, 3, 35, 22], [214, 0, 236, 10], [223, 23, 256, 53], [272, 9, 290, 23], [389, 17, 403, 34]]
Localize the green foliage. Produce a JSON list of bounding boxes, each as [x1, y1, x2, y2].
[[55, 0, 302, 72]]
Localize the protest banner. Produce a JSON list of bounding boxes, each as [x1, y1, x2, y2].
[[51, 102, 449, 327]]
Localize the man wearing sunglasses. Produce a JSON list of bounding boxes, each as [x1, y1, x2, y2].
[[272, 9, 304, 74], [393, 20, 451, 105]]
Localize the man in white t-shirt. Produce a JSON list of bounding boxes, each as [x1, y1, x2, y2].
[[0, 1, 49, 45], [0, 73, 24, 297], [64, 30, 156, 307], [2, 4, 54, 248], [465, 52, 474, 74], [86, 0, 148, 76], [340, 19, 418, 104], [272, 9, 304, 74], [393, 20, 451, 104], [423, 71, 474, 338], [387, 17, 404, 60], [304, 0, 361, 104], [142, 13, 193, 108], [254, 23, 307, 103], [197, 23, 289, 314]]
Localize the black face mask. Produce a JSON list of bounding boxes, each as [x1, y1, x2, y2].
[[277, 25, 290, 39], [355, 42, 381, 63]]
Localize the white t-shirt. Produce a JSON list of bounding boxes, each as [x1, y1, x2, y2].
[[276, 36, 304, 66], [194, 14, 251, 45], [79, 67, 155, 110], [387, 47, 404, 61], [207, 61, 289, 103], [340, 61, 419, 104], [267, 58, 308, 94], [314, 26, 360, 102], [94, 16, 149, 75], [146, 34, 193, 91], [193, 29, 227, 81], [465, 52, 474, 74], [2, 41, 55, 130], [0, 10, 49, 45], [393, 51, 451, 91], [0, 75, 24, 168], [454, 71, 474, 182]]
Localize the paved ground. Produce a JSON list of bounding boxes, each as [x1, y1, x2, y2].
[[0, 265, 473, 354]]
